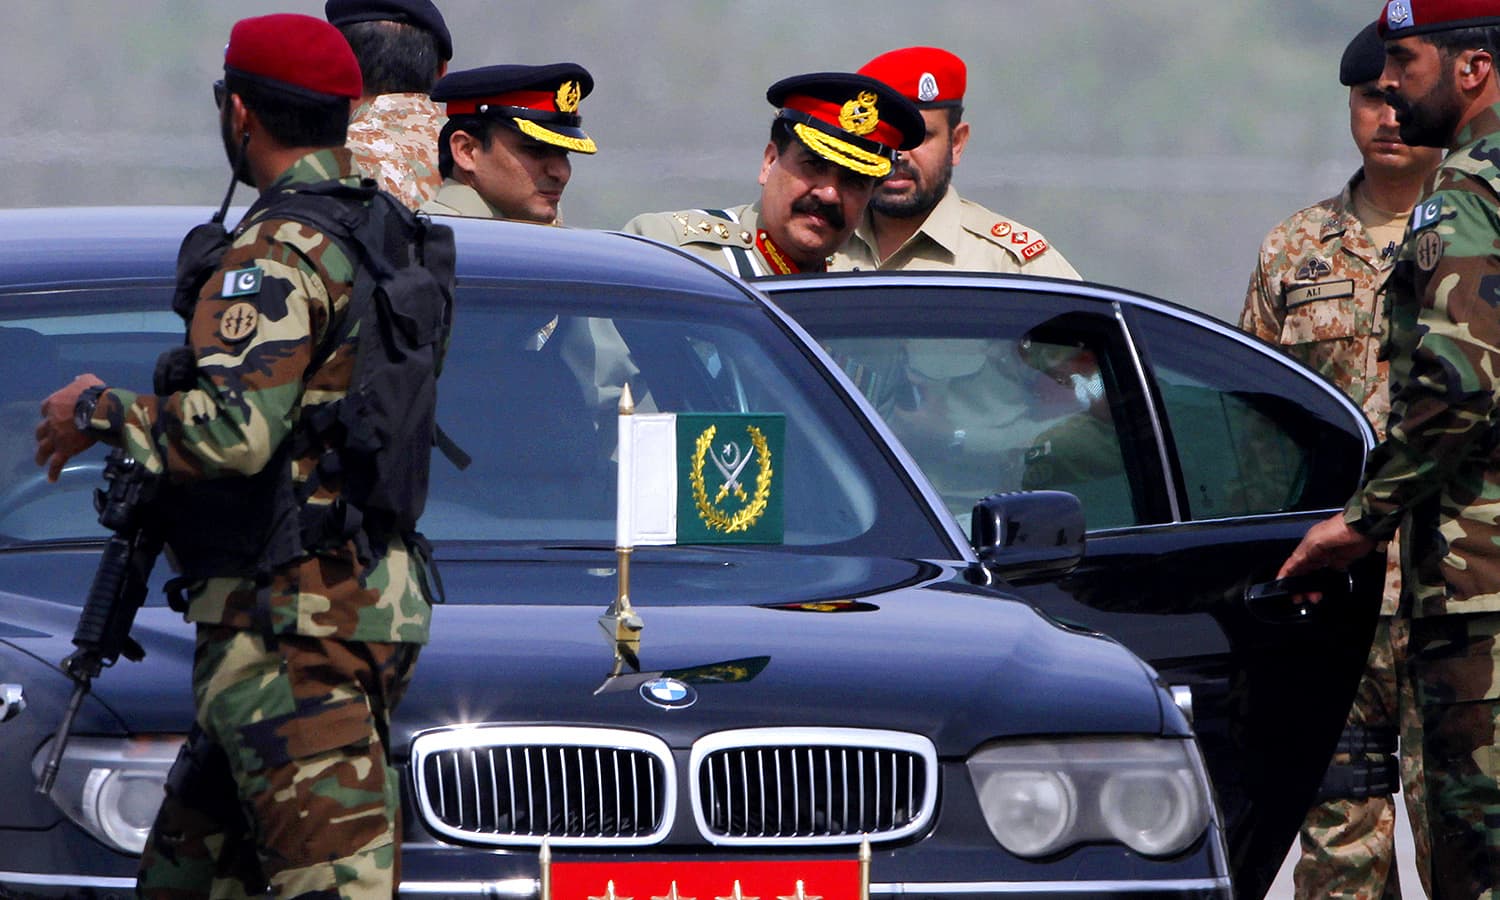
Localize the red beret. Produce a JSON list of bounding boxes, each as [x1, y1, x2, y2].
[[859, 46, 967, 108], [1379, 0, 1500, 38], [225, 14, 362, 100]]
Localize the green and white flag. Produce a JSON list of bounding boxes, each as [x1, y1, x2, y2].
[[618, 406, 785, 546]]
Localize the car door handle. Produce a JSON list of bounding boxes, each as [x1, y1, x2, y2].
[[1243, 571, 1354, 624]]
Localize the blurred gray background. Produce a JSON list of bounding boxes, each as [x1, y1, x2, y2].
[[1, 1, 1382, 323]]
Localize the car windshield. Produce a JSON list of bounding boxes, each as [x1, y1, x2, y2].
[[0, 279, 954, 560]]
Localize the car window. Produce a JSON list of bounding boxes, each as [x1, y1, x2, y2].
[[774, 285, 1164, 532], [0, 282, 954, 561], [1127, 305, 1368, 519]]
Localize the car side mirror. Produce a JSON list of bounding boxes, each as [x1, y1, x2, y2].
[[971, 490, 1086, 581]]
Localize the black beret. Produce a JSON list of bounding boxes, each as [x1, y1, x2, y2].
[[1340, 22, 1386, 86], [325, 0, 452, 61], [431, 63, 598, 154]]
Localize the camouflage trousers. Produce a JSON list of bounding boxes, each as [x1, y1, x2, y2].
[[1294, 614, 1431, 899], [137, 625, 419, 899], [1409, 610, 1500, 900]]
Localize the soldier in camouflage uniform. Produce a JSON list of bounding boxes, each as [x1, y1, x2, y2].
[[1245, 23, 1441, 899], [1279, 3, 1500, 896], [422, 63, 598, 225], [34, 15, 431, 899], [328, 0, 451, 211], [828, 47, 1080, 279], [623, 73, 924, 276]]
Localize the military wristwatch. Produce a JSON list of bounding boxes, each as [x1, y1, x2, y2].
[[73, 385, 105, 432]]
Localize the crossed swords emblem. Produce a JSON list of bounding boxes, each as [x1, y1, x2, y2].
[[712, 440, 756, 503]]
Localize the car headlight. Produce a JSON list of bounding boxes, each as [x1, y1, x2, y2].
[[32, 735, 183, 855], [967, 737, 1212, 858]]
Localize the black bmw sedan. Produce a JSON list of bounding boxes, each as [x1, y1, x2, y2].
[[0, 208, 1376, 899]]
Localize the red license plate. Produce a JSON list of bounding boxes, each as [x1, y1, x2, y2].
[[549, 858, 862, 900]]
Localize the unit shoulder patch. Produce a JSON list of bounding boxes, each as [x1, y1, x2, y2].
[[218, 301, 260, 343], [961, 206, 1051, 262]]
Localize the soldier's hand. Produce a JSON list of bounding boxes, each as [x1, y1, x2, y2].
[[35, 374, 105, 482], [1275, 513, 1377, 602]]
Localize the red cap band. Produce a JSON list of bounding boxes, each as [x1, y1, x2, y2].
[[781, 94, 905, 152], [1379, 0, 1500, 38]]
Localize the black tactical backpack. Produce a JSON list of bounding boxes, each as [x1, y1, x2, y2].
[[160, 179, 457, 582]]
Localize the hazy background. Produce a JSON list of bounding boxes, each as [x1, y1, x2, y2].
[[1, 1, 1383, 323]]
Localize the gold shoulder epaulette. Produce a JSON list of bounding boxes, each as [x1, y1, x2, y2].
[[666, 211, 756, 249]]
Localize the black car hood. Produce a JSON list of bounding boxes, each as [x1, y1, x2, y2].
[[1, 546, 1165, 757]]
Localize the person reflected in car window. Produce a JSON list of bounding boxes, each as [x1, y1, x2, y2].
[[622, 73, 924, 277], [1018, 339, 1132, 529]]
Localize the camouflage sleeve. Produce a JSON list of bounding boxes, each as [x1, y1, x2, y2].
[[91, 219, 338, 480], [1238, 233, 1283, 343], [1346, 187, 1500, 536]]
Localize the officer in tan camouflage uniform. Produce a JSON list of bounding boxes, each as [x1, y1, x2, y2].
[[623, 72, 924, 276], [34, 15, 432, 898], [422, 63, 597, 225], [328, 0, 451, 210], [829, 47, 1079, 279], [1245, 22, 1441, 900], [1280, 2, 1500, 896]]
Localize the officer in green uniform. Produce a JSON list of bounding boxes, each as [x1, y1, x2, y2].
[[622, 73, 924, 276], [34, 15, 433, 898], [1279, 2, 1500, 895], [422, 63, 597, 224], [830, 46, 1079, 278]]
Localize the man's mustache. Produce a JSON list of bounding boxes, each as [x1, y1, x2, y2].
[[791, 196, 846, 229]]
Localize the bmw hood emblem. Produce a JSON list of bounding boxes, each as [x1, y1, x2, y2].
[[640, 677, 697, 709]]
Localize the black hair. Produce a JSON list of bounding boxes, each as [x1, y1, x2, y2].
[[944, 105, 965, 128], [339, 20, 445, 94], [224, 72, 349, 147], [1427, 25, 1500, 66], [437, 115, 500, 179], [769, 117, 796, 153]]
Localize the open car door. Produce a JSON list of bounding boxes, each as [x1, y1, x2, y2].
[[767, 272, 1384, 899]]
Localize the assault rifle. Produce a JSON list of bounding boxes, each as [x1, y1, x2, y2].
[[36, 449, 162, 795]]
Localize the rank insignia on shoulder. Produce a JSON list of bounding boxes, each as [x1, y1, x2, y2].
[[222, 266, 263, 298], [218, 301, 260, 343], [990, 221, 1011, 238], [1411, 196, 1444, 232]]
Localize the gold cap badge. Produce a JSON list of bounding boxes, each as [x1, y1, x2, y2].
[[838, 91, 881, 136], [555, 79, 582, 113]]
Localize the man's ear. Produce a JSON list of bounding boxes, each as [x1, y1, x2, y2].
[[450, 129, 481, 174], [950, 121, 971, 166], [1464, 49, 1495, 89], [759, 141, 778, 187], [227, 94, 251, 140]]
